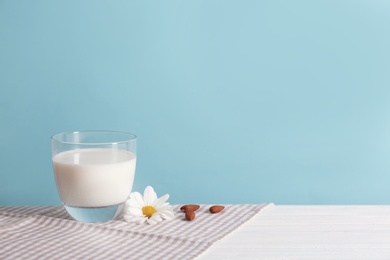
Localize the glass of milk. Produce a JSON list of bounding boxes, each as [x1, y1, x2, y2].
[[51, 130, 137, 222]]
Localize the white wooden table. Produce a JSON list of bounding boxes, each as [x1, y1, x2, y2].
[[200, 204, 390, 259]]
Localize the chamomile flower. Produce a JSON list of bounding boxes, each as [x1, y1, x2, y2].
[[124, 186, 174, 225]]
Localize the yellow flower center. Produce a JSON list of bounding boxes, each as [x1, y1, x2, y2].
[[142, 206, 157, 218]]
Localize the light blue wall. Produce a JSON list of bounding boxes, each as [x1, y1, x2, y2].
[[1, 0, 390, 205]]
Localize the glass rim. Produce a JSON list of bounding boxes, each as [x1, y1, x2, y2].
[[51, 130, 137, 145]]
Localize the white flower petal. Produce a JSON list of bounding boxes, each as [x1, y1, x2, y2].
[[127, 198, 143, 209], [128, 207, 143, 217], [158, 203, 172, 210], [130, 192, 145, 207], [153, 194, 169, 208], [159, 210, 175, 220], [143, 186, 157, 206], [160, 206, 173, 212], [123, 214, 133, 222], [159, 203, 170, 208], [123, 207, 131, 215], [146, 218, 158, 225], [124, 214, 143, 223], [150, 214, 162, 221], [129, 191, 140, 200], [136, 216, 147, 225], [147, 214, 162, 225]]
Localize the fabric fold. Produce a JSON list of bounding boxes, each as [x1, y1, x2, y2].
[[0, 204, 270, 260]]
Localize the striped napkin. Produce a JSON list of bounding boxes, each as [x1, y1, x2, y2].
[[0, 204, 269, 260]]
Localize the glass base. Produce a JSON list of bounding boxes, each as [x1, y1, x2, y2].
[[64, 203, 125, 223]]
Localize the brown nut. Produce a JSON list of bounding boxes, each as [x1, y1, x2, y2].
[[185, 210, 195, 221], [209, 205, 225, 214], [180, 204, 200, 212]]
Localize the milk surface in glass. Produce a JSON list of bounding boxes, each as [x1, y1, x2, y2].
[[52, 148, 136, 208]]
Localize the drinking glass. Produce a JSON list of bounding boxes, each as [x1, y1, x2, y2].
[[51, 131, 137, 222]]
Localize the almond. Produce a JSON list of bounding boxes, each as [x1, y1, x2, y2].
[[185, 210, 195, 221], [209, 205, 225, 214], [180, 204, 200, 212]]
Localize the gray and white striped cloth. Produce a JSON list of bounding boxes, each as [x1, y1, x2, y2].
[[0, 204, 270, 259]]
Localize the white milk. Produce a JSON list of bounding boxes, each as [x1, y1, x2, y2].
[[52, 148, 136, 208]]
